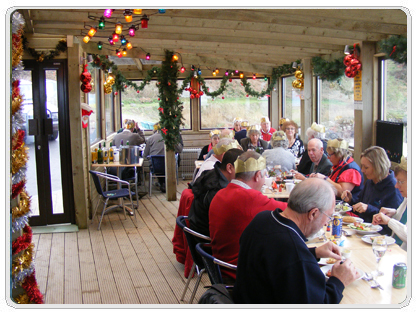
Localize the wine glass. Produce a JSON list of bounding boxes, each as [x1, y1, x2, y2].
[[372, 237, 387, 276]]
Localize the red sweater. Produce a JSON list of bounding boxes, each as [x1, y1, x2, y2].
[[208, 182, 287, 280]]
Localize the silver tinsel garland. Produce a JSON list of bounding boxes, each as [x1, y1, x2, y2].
[[12, 262, 35, 288], [12, 215, 30, 233], [12, 12, 25, 34]]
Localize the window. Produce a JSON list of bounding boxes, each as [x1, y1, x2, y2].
[[121, 80, 191, 130], [317, 75, 355, 146], [282, 76, 301, 128], [200, 79, 269, 129], [87, 65, 101, 143], [104, 92, 115, 135], [379, 59, 407, 156]]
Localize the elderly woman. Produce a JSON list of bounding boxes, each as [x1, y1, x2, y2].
[[279, 117, 289, 131], [372, 156, 407, 250], [262, 131, 296, 173], [282, 120, 304, 158], [310, 138, 363, 202], [297, 122, 327, 174], [340, 146, 403, 235], [198, 129, 220, 160], [232, 117, 242, 137], [240, 125, 269, 154], [260, 116, 276, 142]]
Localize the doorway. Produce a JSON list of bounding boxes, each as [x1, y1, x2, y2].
[[22, 59, 75, 226]]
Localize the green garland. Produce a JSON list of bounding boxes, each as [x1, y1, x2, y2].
[[311, 56, 345, 82], [378, 35, 407, 64], [22, 37, 67, 62]]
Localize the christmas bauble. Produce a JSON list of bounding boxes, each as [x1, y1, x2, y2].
[[190, 94, 195, 99], [80, 71, 91, 83], [295, 70, 303, 79], [343, 54, 353, 66], [292, 80, 298, 88], [81, 82, 92, 93]]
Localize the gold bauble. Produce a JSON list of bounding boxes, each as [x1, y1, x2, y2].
[[292, 80, 298, 88], [295, 70, 303, 79]]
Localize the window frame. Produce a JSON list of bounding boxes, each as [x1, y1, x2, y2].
[[87, 65, 102, 144]]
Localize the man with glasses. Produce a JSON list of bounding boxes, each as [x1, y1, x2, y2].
[[233, 178, 360, 304], [208, 151, 287, 283]]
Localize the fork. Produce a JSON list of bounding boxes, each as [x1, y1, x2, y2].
[[363, 272, 384, 290]]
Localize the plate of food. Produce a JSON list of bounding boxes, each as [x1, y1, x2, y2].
[[321, 265, 364, 281], [361, 235, 396, 245], [318, 257, 338, 266], [342, 216, 364, 224], [284, 179, 302, 184], [348, 222, 382, 235], [335, 201, 352, 214]]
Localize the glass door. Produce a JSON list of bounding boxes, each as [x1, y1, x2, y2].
[[22, 60, 75, 226]]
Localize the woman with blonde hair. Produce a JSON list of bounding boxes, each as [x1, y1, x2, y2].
[[310, 138, 363, 202], [262, 131, 296, 172], [240, 125, 269, 154], [341, 146, 403, 234], [198, 129, 221, 160], [282, 120, 304, 158]]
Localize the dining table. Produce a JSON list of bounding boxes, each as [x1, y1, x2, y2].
[[307, 221, 408, 305]]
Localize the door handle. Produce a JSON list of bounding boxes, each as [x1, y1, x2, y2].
[[28, 119, 40, 136]]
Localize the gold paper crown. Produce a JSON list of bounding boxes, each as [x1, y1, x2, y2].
[[234, 155, 267, 173], [310, 122, 325, 133], [220, 130, 234, 139], [247, 124, 261, 133], [271, 131, 287, 142], [279, 118, 289, 125], [241, 121, 250, 127], [398, 156, 407, 171], [153, 123, 161, 131], [260, 116, 270, 124], [210, 129, 221, 138], [125, 119, 135, 129], [213, 140, 241, 155], [327, 139, 349, 149], [233, 117, 242, 123]]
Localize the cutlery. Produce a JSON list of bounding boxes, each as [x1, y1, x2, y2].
[[363, 272, 383, 290]]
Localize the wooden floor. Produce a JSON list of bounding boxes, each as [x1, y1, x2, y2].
[[32, 180, 212, 305]]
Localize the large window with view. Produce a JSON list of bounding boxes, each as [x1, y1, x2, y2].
[[317, 75, 355, 146], [87, 65, 101, 143], [282, 76, 302, 129], [379, 59, 407, 156], [200, 79, 270, 129], [121, 80, 191, 130], [104, 92, 115, 135]]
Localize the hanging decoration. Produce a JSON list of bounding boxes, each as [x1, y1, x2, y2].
[[11, 11, 44, 304], [22, 37, 67, 62], [186, 77, 204, 99], [378, 35, 407, 65], [311, 56, 345, 82], [81, 103, 94, 128], [292, 67, 304, 89], [344, 44, 361, 78], [80, 64, 92, 93], [104, 73, 116, 94]]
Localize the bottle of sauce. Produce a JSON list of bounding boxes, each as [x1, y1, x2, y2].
[[91, 148, 98, 164], [97, 143, 103, 164], [109, 143, 114, 163]]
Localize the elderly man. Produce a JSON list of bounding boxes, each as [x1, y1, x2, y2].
[[234, 120, 250, 144], [188, 148, 244, 237], [209, 151, 287, 282], [293, 138, 332, 180], [233, 178, 360, 304], [297, 122, 327, 174], [260, 116, 276, 142], [193, 138, 240, 182], [112, 119, 145, 147]]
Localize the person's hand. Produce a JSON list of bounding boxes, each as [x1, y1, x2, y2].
[[293, 171, 306, 180], [331, 259, 360, 287], [372, 212, 391, 225], [309, 172, 325, 180], [315, 241, 342, 260], [380, 207, 397, 218], [352, 202, 368, 214], [341, 190, 352, 203]]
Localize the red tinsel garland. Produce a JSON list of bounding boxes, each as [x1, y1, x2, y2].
[[12, 80, 20, 98], [21, 271, 44, 304], [12, 180, 26, 199], [12, 224, 32, 255], [12, 129, 26, 151]]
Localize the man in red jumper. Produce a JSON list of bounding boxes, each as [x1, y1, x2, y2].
[[208, 151, 287, 283]]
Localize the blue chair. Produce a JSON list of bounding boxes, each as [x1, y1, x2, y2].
[[196, 243, 237, 286], [148, 154, 179, 196], [176, 216, 211, 304], [89, 170, 137, 230]]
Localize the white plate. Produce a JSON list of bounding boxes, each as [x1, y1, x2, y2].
[[321, 265, 364, 280], [342, 216, 364, 224], [361, 235, 396, 245], [335, 203, 352, 214], [284, 179, 302, 184], [318, 258, 338, 266], [347, 223, 383, 235], [307, 228, 325, 240]]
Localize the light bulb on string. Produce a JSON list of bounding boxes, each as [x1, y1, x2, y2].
[[215, 68, 219, 74], [191, 65, 195, 71], [212, 70, 217, 76], [97, 41, 103, 50], [198, 68, 202, 75], [120, 35, 127, 45], [239, 72, 244, 79], [83, 35, 91, 43], [126, 41, 133, 50], [122, 48, 127, 57], [124, 9, 133, 23], [108, 36, 114, 45], [158, 9, 166, 14], [116, 49, 122, 58], [103, 9, 113, 18], [146, 53, 151, 60], [129, 25, 136, 37], [225, 70, 229, 76], [88, 26, 97, 37], [180, 66, 186, 73], [264, 77, 268, 81], [235, 69, 239, 74], [112, 32, 119, 42], [252, 74, 257, 79], [133, 9, 142, 15], [98, 17, 105, 29], [141, 15, 149, 29], [172, 54, 179, 61], [115, 23, 123, 35]]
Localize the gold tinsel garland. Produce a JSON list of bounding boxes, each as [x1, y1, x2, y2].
[[11, 190, 31, 220], [12, 29, 24, 68], [12, 94, 23, 116], [12, 244, 34, 276], [14, 293, 31, 304], [12, 145, 29, 175]]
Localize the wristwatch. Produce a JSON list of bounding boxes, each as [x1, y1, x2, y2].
[[324, 176, 328, 180]]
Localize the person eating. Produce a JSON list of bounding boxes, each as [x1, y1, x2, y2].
[[240, 124, 269, 154], [282, 120, 304, 158], [262, 131, 296, 173], [372, 156, 407, 250], [341, 146, 403, 235]]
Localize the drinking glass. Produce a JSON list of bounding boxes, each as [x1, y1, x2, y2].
[[372, 237, 387, 276]]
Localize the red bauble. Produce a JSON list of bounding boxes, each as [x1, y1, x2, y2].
[[222, 96, 224, 99], [192, 89, 198, 94], [81, 82, 92, 93], [114, 91, 118, 95], [246, 94, 249, 97], [137, 90, 140, 93], [190, 94, 195, 99], [229, 79, 232, 82], [199, 91, 204, 96], [80, 71, 91, 83], [343, 54, 353, 66], [196, 94, 200, 98]]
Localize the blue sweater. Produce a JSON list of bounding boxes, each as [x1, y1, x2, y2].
[[353, 170, 403, 235]]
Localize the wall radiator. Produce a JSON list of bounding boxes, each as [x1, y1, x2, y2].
[[179, 148, 201, 180]]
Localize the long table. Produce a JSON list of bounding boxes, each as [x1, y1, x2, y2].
[[309, 223, 408, 305]]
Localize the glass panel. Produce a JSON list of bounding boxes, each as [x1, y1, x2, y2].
[[19, 70, 40, 216], [381, 59, 407, 156], [318, 76, 355, 146], [105, 92, 115, 134], [121, 80, 191, 130], [200, 79, 269, 129], [45, 70, 63, 214], [88, 65, 101, 143], [282, 76, 301, 132]]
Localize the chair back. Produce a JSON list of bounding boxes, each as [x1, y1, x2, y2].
[[198, 284, 234, 304], [196, 243, 223, 285], [89, 170, 104, 196], [176, 216, 211, 272], [150, 155, 165, 175]]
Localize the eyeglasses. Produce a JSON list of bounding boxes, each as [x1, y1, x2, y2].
[[286, 127, 296, 131], [321, 210, 334, 223], [327, 152, 335, 158], [396, 180, 406, 185]]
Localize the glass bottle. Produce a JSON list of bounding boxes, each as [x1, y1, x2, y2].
[[97, 143, 103, 164], [109, 142, 114, 163], [103, 142, 108, 164], [91, 148, 98, 164]]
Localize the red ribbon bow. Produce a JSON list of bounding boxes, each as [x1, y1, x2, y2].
[[161, 128, 168, 135], [390, 45, 397, 56]]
